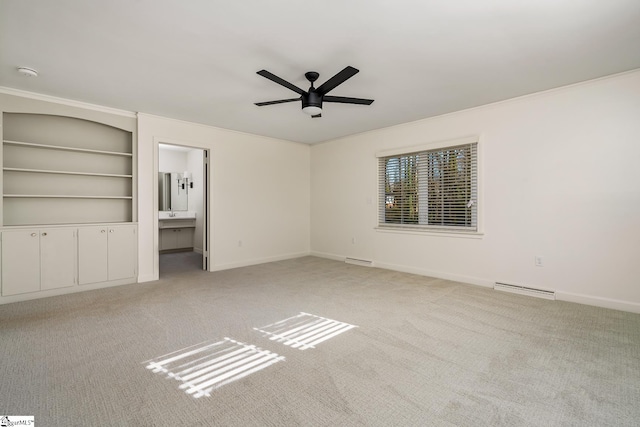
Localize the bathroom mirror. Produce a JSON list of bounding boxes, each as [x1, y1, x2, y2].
[[158, 172, 188, 211]]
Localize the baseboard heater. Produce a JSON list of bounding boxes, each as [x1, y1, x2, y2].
[[345, 257, 373, 267], [494, 282, 556, 300]]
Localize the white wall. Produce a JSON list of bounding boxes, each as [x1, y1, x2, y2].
[[158, 147, 188, 172], [310, 70, 640, 313], [137, 114, 310, 282]]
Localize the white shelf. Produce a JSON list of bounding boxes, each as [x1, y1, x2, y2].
[[3, 140, 132, 157], [3, 167, 133, 178], [4, 195, 133, 199], [2, 113, 135, 226]]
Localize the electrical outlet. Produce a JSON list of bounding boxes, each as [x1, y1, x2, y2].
[[238, 240, 242, 247], [535, 256, 543, 267], [351, 237, 356, 244]]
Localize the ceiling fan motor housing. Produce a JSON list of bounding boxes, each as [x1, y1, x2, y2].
[[303, 90, 322, 109]]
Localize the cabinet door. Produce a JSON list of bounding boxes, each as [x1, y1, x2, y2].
[[78, 227, 108, 285], [108, 225, 136, 281], [40, 228, 77, 290], [176, 228, 194, 248], [1, 230, 40, 296], [160, 228, 178, 250]]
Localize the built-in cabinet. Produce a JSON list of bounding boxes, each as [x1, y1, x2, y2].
[[159, 218, 195, 252], [1, 227, 76, 296], [78, 225, 137, 285], [1, 225, 136, 297], [0, 100, 138, 304]]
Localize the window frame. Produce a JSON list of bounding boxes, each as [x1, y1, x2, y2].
[[375, 136, 482, 237]]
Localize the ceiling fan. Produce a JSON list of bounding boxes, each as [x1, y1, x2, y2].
[[254, 66, 374, 118]]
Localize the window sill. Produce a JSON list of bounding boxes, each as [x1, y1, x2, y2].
[[375, 226, 484, 239]]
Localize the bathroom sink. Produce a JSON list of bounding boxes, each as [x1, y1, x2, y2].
[[159, 211, 196, 220], [159, 211, 196, 228]]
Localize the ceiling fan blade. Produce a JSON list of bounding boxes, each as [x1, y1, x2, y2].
[[311, 114, 322, 118], [257, 70, 306, 95], [316, 66, 359, 96], [255, 98, 300, 106], [323, 96, 374, 105]]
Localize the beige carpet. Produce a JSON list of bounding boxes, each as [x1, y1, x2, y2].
[[1, 254, 639, 426]]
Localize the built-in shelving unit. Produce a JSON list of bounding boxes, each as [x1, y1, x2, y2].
[[0, 96, 138, 305], [2, 113, 135, 226]]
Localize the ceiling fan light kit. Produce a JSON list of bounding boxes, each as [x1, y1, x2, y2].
[[302, 105, 322, 116], [255, 66, 374, 118]]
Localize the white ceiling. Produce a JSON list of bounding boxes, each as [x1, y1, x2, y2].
[[2, 1, 640, 144]]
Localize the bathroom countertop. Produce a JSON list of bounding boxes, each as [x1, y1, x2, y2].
[[159, 211, 196, 220]]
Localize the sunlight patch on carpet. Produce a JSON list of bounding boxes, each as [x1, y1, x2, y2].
[[254, 312, 358, 350], [144, 338, 284, 398]]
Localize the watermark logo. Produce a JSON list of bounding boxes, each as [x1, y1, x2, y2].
[[0, 416, 34, 426]]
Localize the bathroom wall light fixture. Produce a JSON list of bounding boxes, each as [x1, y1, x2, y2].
[[179, 172, 193, 190]]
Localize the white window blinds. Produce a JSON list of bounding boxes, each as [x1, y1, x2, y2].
[[378, 142, 478, 232]]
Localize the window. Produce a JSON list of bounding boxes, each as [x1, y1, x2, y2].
[[378, 139, 478, 232]]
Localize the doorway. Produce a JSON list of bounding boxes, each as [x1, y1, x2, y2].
[[157, 143, 209, 276]]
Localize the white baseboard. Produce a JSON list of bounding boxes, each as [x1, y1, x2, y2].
[[309, 251, 345, 262], [137, 273, 158, 283], [556, 291, 640, 314], [0, 277, 137, 305], [311, 251, 492, 287], [374, 261, 494, 288], [307, 252, 640, 314], [210, 251, 310, 272]]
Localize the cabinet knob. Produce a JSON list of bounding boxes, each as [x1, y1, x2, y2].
[[41, 232, 47, 237], [109, 229, 114, 233], [31, 233, 37, 237], [101, 229, 106, 233]]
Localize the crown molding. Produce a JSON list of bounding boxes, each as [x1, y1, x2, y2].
[[0, 86, 137, 118]]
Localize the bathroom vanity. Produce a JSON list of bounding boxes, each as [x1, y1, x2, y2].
[[159, 211, 196, 252]]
